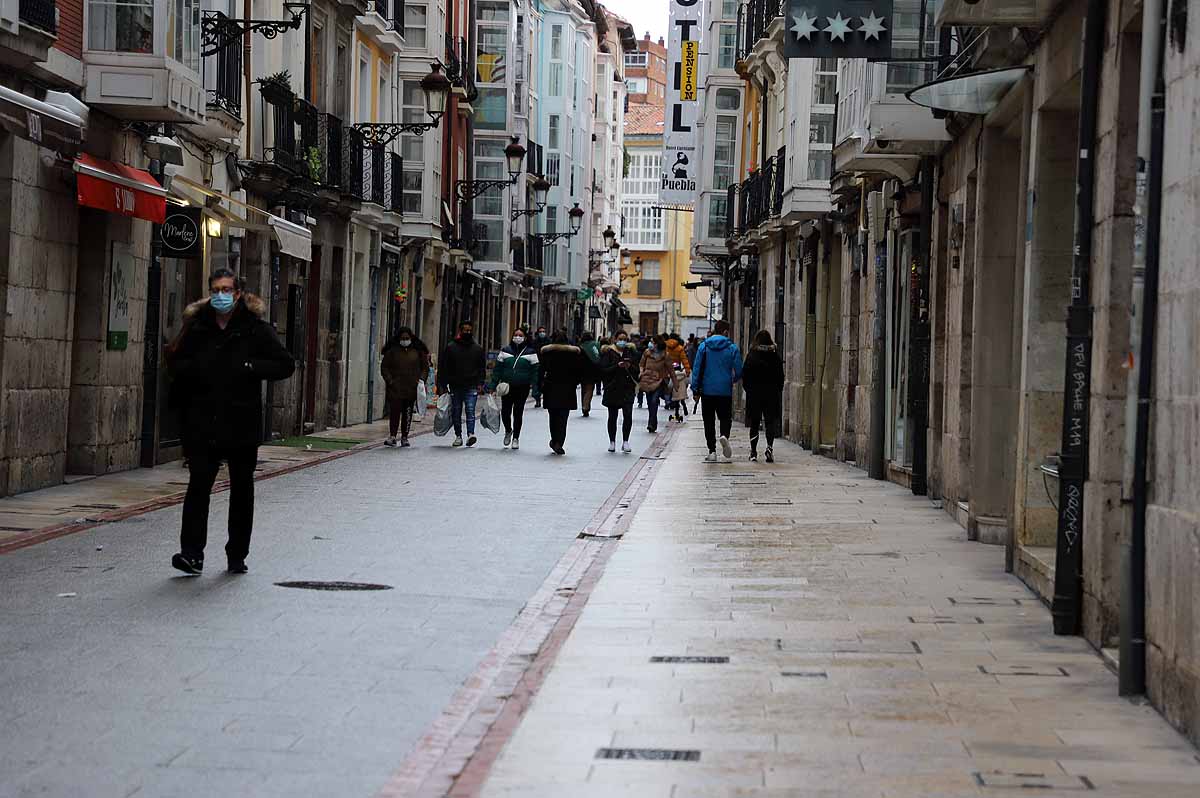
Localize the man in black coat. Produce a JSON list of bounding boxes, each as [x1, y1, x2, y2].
[[168, 269, 295, 575], [436, 320, 487, 447], [537, 332, 585, 454]]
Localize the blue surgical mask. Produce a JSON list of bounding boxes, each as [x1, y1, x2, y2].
[[211, 292, 235, 313]]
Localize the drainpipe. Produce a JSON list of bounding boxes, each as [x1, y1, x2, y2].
[[1120, 0, 1166, 696], [1051, 0, 1106, 636], [868, 190, 886, 480], [910, 157, 934, 495]]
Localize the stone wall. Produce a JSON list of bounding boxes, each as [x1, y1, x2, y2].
[[1146, 7, 1200, 746], [0, 134, 80, 495]]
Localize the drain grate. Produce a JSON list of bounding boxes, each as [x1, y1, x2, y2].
[[596, 748, 700, 762], [780, 671, 828, 678], [974, 771, 1094, 790], [274, 581, 393, 591], [978, 664, 1070, 677], [649, 656, 729, 664]]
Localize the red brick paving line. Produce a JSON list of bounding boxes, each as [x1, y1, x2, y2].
[[376, 426, 676, 798], [0, 425, 433, 556]]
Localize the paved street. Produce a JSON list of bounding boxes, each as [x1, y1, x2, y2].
[[0, 403, 657, 798], [475, 423, 1200, 798]]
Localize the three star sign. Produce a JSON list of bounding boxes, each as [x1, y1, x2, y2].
[[789, 10, 888, 41]]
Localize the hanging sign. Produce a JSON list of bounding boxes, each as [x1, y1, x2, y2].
[[159, 206, 204, 259], [783, 0, 893, 61], [661, 0, 704, 206]]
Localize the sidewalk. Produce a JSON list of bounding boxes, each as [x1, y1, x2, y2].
[[0, 414, 423, 553], [471, 423, 1200, 797]]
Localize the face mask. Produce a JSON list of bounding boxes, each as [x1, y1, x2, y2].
[[211, 292, 235, 313], [513, 336, 526, 345], [399, 339, 412, 348], [648, 344, 657, 352], [537, 332, 547, 339], [617, 340, 630, 348]]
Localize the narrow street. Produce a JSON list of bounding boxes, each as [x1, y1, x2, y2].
[[0, 406, 658, 798]]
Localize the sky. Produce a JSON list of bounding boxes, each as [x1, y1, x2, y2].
[[602, 0, 670, 43]]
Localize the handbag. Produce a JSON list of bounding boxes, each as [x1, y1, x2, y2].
[[414, 381, 428, 418]]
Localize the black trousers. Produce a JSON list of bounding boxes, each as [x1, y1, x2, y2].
[[180, 445, 258, 562], [747, 403, 780, 453], [607, 403, 633, 441], [547, 408, 570, 447], [388, 398, 415, 438], [701, 396, 733, 453], [501, 383, 532, 437]]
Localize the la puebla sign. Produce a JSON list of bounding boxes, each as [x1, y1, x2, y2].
[[783, 0, 894, 61]]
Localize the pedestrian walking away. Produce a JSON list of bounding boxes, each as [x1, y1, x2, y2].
[[530, 326, 550, 407], [665, 333, 692, 421], [691, 319, 743, 462], [436, 320, 486, 448], [380, 326, 430, 448], [491, 327, 539, 449], [578, 331, 601, 417], [537, 331, 585, 454], [166, 269, 295, 575], [638, 334, 674, 434], [599, 329, 640, 453], [741, 329, 785, 463]]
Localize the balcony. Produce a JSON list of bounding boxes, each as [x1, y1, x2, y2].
[[0, 0, 56, 68], [734, 151, 785, 240], [938, 0, 1062, 26], [735, 0, 784, 73], [443, 34, 477, 105], [198, 22, 242, 140], [83, 4, 206, 123], [358, 0, 403, 55]]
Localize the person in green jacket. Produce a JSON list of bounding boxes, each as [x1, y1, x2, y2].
[[579, 331, 601, 417], [490, 327, 540, 449]]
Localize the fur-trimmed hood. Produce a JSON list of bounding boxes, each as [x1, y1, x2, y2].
[[539, 343, 581, 355], [183, 293, 267, 321]]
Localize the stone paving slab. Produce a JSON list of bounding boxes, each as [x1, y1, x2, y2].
[[473, 424, 1200, 797]]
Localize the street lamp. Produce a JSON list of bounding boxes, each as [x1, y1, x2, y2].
[[532, 202, 585, 245], [354, 63, 451, 145], [510, 174, 552, 221], [568, 202, 584, 234], [456, 136, 527, 202]]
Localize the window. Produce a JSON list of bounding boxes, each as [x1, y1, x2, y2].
[[715, 88, 740, 110], [548, 115, 561, 150], [722, 0, 738, 18], [807, 151, 832, 181], [713, 116, 737, 190], [358, 49, 370, 122], [708, 194, 728, 239], [404, 4, 427, 48], [621, 201, 663, 247], [624, 51, 647, 67], [89, 0, 154, 53], [478, 0, 508, 21], [473, 138, 507, 262], [166, 0, 201, 73], [476, 27, 507, 84], [626, 77, 647, 94], [812, 73, 836, 105], [718, 25, 736, 69], [622, 151, 660, 197], [809, 113, 834, 144], [546, 152, 561, 185], [549, 64, 563, 96], [401, 80, 424, 214], [551, 25, 563, 59], [640, 259, 661, 280], [475, 7, 508, 130]]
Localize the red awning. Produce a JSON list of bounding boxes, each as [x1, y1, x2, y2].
[[74, 154, 167, 223]]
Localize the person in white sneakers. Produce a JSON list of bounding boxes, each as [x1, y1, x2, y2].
[[691, 320, 743, 462], [598, 329, 639, 453], [489, 327, 539, 450]]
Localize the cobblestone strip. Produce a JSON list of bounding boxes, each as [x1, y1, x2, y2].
[[378, 428, 676, 798]]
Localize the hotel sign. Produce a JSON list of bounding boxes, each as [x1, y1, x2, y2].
[[661, 0, 704, 205], [783, 0, 894, 61]]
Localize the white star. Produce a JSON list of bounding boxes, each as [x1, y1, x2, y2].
[[858, 11, 887, 40], [825, 12, 852, 41], [790, 11, 819, 40]]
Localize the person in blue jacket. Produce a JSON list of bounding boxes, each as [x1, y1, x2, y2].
[[690, 319, 743, 462]]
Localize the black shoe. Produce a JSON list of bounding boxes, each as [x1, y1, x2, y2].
[[765, 447, 774, 463], [172, 553, 203, 575], [227, 560, 248, 574]]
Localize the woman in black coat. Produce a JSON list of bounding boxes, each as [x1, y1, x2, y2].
[[741, 329, 785, 463], [597, 329, 640, 453], [537, 331, 586, 454]]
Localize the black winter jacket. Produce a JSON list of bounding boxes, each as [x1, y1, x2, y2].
[[741, 344, 785, 413], [537, 344, 585, 410], [169, 294, 295, 451], [437, 336, 486, 391], [598, 344, 640, 408]]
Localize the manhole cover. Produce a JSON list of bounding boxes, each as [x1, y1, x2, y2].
[[274, 581, 393, 591]]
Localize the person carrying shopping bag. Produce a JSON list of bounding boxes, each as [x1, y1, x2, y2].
[[380, 326, 430, 448], [599, 329, 640, 453], [490, 327, 539, 449], [638, 334, 674, 434], [436, 320, 486, 448], [741, 329, 786, 462]]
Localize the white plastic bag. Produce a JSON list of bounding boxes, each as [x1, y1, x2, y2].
[[414, 381, 427, 418], [479, 393, 502, 434], [433, 392, 454, 436]]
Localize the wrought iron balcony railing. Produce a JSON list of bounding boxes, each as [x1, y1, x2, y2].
[[442, 34, 478, 103], [735, 0, 782, 62], [391, 152, 403, 212], [726, 184, 739, 241], [19, 0, 57, 34], [207, 18, 242, 117]]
